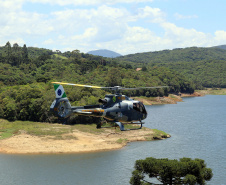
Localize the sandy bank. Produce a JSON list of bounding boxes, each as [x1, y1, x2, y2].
[[133, 92, 203, 105], [0, 127, 170, 154]]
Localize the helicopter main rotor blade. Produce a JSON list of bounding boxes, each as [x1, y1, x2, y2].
[[51, 82, 169, 92], [121, 86, 169, 91], [51, 82, 111, 89]]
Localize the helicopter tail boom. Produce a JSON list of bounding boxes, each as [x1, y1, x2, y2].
[[50, 84, 106, 119]]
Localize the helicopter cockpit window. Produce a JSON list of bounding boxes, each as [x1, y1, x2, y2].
[[133, 102, 146, 114]]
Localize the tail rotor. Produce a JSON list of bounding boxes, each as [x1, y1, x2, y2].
[[50, 84, 72, 119]]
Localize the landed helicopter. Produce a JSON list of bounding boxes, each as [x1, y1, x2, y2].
[[50, 82, 168, 131]]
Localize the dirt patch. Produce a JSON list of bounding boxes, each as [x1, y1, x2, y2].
[[0, 127, 169, 154]]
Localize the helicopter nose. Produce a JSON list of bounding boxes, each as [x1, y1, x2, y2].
[[142, 112, 147, 120]]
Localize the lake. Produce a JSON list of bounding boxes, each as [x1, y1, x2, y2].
[[0, 95, 225, 185]]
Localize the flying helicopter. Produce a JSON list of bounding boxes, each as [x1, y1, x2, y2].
[[50, 82, 168, 131]]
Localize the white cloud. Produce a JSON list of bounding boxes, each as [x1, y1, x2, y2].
[[0, 0, 55, 47], [157, 22, 226, 50], [160, 22, 209, 48], [43, 38, 54, 45], [136, 6, 165, 23], [50, 5, 130, 44], [174, 13, 198, 20], [0, 0, 23, 11], [28, 0, 153, 6], [72, 27, 98, 41], [214, 30, 226, 41]]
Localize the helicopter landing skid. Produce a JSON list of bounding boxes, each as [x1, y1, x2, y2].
[[116, 121, 144, 131], [96, 120, 118, 129], [96, 120, 144, 131]]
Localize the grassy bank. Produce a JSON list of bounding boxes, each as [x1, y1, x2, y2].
[[0, 119, 169, 141], [0, 119, 73, 140], [197, 88, 226, 95]]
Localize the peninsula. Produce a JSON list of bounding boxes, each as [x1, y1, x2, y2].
[[0, 119, 170, 154]]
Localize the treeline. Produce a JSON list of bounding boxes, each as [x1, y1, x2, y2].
[[0, 42, 195, 94], [0, 83, 106, 122], [0, 42, 195, 122], [157, 60, 226, 88], [119, 47, 226, 88]]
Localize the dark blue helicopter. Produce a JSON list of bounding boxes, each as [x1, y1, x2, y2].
[[50, 82, 168, 131]]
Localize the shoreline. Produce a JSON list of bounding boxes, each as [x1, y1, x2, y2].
[[197, 88, 226, 95], [0, 124, 170, 154], [133, 92, 203, 105]]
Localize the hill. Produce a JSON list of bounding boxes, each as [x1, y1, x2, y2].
[[119, 47, 226, 63], [87, 49, 122, 58], [213, 44, 226, 50], [119, 47, 226, 88]]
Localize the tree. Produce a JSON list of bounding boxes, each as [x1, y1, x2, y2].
[[72, 49, 81, 59], [142, 65, 147, 71], [130, 157, 213, 185], [105, 68, 122, 86], [22, 44, 29, 63], [5, 41, 12, 62], [13, 43, 19, 52], [2, 98, 17, 121]]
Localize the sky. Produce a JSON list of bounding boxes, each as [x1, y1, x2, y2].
[[1, 0, 226, 55]]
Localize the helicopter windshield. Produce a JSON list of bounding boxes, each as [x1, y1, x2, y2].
[[133, 102, 147, 114]]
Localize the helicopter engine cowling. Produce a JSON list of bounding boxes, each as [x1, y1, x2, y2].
[[98, 98, 107, 105], [50, 98, 72, 118]]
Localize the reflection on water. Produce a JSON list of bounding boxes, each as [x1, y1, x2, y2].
[[0, 95, 225, 185]]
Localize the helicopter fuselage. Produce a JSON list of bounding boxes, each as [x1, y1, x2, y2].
[[69, 94, 147, 123]]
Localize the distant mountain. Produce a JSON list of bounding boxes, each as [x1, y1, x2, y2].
[[213, 45, 226, 50], [87, 49, 122, 58]]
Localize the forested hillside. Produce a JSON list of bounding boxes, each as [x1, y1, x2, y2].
[[0, 42, 195, 123], [119, 47, 226, 88]]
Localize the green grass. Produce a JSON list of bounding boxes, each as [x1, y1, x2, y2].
[[145, 129, 168, 141], [0, 119, 72, 140], [152, 129, 168, 139], [72, 124, 104, 134], [0, 129, 16, 140], [116, 138, 128, 144], [52, 54, 68, 60]]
